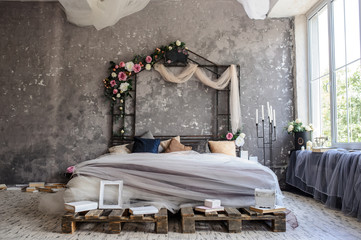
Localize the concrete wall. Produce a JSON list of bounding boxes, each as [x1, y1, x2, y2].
[[0, 0, 294, 186]]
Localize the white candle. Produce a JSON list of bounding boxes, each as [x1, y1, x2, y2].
[[273, 109, 276, 126], [256, 109, 259, 124], [261, 105, 264, 120], [270, 106, 273, 121], [267, 102, 270, 117]]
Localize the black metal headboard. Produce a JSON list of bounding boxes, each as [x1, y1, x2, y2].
[[110, 50, 240, 151]]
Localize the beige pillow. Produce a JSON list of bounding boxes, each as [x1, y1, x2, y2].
[[108, 144, 131, 154], [160, 136, 181, 151], [208, 141, 236, 156], [165, 139, 192, 153]]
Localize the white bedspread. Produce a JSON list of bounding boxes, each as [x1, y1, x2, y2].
[[65, 151, 283, 212]]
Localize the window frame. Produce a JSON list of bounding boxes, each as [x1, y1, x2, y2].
[[307, 0, 361, 149]]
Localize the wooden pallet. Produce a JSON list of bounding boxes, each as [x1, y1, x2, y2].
[[180, 207, 286, 233], [62, 208, 168, 234], [181, 207, 242, 233]]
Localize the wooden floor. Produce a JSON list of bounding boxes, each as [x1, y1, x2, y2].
[[0, 190, 360, 240]]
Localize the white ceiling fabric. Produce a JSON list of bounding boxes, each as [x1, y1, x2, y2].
[[236, 0, 270, 19], [58, 0, 269, 30], [59, 0, 150, 30]]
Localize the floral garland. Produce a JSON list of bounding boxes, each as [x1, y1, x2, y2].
[[286, 118, 314, 134], [102, 40, 187, 104], [223, 130, 246, 147], [102, 40, 187, 136]]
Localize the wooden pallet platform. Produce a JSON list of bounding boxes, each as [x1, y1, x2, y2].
[[62, 208, 168, 234], [180, 207, 286, 233]]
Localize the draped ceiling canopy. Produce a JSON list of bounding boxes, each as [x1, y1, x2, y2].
[[59, 0, 270, 30]]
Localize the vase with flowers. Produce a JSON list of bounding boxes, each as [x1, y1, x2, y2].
[[286, 119, 314, 150]]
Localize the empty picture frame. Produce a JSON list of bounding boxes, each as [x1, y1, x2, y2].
[[99, 180, 123, 209]]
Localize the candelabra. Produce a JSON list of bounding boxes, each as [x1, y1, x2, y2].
[[256, 117, 277, 168]]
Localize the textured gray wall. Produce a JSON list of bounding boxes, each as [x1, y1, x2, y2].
[[0, 1, 294, 185]]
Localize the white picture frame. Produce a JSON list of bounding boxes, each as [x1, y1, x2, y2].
[[99, 180, 123, 209]]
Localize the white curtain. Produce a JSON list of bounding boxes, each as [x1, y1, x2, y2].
[[154, 63, 242, 133], [58, 0, 269, 30]]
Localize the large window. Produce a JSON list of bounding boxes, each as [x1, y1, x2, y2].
[[308, 0, 361, 148]]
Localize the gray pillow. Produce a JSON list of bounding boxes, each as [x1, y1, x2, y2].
[[140, 131, 154, 139]]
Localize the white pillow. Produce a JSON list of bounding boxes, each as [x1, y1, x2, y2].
[[108, 144, 131, 154]]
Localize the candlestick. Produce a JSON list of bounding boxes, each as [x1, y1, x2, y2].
[[261, 105, 264, 120], [256, 109, 259, 124], [273, 109, 276, 126]]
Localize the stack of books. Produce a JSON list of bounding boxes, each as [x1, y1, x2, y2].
[[249, 205, 286, 213], [195, 199, 224, 213], [64, 201, 98, 213], [129, 206, 159, 215]]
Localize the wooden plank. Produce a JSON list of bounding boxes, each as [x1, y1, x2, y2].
[[154, 208, 167, 219], [205, 211, 218, 216], [130, 214, 144, 220], [61, 219, 76, 234], [228, 219, 242, 233], [85, 210, 103, 219], [108, 221, 121, 234], [181, 207, 194, 217], [108, 209, 124, 220], [224, 207, 241, 217], [182, 217, 195, 233], [243, 207, 262, 216]]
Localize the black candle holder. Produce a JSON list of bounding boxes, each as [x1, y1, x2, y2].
[[256, 117, 277, 169]]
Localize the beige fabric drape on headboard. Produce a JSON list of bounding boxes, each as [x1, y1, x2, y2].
[[154, 63, 241, 133]]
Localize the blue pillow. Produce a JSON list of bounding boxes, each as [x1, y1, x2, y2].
[[132, 137, 160, 153]]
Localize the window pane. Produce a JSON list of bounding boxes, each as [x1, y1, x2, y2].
[[347, 61, 361, 142], [333, 0, 346, 69], [335, 67, 348, 142], [318, 7, 329, 76], [320, 75, 331, 142], [310, 15, 320, 80], [311, 79, 321, 137], [345, 0, 360, 64], [310, 75, 331, 142]]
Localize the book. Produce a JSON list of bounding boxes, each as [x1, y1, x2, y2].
[[195, 206, 224, 213], [64, 201, 98, 213], [249, 205, 286, 213], [29, 182, 45, 188], [129, 206, 158, 215], [26, 187, 39, 193], [312, 147, 334, 153], [205, 199, 221, 208]]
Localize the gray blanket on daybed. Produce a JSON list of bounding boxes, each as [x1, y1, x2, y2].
[[287, 150, 361, 220]]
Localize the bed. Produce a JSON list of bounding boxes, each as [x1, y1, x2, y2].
[[64, 149, 283, 213]]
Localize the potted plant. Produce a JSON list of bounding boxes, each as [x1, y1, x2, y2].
[[286, 119, 314, 150]]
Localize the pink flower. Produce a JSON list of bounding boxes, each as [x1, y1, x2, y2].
[[66, 166, 75, 173], [118, 72, 127, 81], [226, 132, 233, 140], [167, 60, 172, 64], [145, 56, 152, 63], [110, 80, 116, 87], [133, 64, 141, 73], [119, 61, 125, 68], [115, 65, 119, 69], [113, 89, 118, 94]]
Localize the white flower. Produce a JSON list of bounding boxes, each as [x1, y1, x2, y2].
[[305, 125, 312, 131], [176, 40, 181, 46], [145, 64, 152, 71], [235, 136, 245, 147], [111, 72, 117, 78], [125, 61, 134, 72], [119, 82, 130, 93], [120, 129, 124, 134], [119, 106, 123, 111], [287, 125, 294, 132], [112, 97, 116, 101], [120, 99, 124, 103], [239, 133, 246, 139], [116, 93, 120, 98], [295, 119, 301, 124], [168, 46, 172, 50]]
